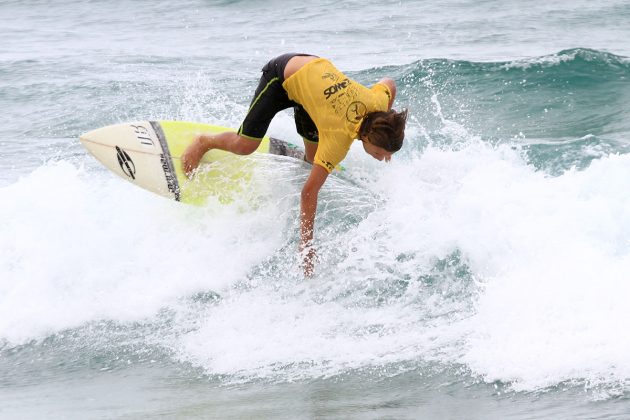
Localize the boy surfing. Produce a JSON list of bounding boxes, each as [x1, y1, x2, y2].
[[182, 53, 407, 276]]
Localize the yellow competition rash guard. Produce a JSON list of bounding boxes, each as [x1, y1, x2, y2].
[[282, 58, 391, 173]]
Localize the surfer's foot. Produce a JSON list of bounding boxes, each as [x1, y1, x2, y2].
[[181, 135, 210, 177]]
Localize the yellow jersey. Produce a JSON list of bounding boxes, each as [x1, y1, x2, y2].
[[282, 58, 391, 173]]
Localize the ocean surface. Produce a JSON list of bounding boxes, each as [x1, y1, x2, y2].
[[2, 0, 630, 418]]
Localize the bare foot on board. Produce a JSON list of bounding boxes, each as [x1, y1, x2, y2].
[[181, 135, 208, 177]]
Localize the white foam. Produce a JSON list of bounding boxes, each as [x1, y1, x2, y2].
[[0, 162, 287, 344], [177, 289, 435, 382], [3, 143, 630, 393], [451, 153, 630, 391], [366, 143, 630, 391], [176, 141, 630, 390]]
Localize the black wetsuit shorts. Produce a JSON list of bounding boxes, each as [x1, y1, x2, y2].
[[237, 53, 319, 143]]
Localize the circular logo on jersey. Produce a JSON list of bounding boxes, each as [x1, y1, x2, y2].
[[116, 146, 136, 180], [346, 101, 367, 123], [322, 72, 338, 82]]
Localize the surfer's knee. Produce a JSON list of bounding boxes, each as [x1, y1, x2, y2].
[[231, 135, 261, 155]]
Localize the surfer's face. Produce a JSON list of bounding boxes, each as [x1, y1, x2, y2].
[[362, 138, 393, 162]]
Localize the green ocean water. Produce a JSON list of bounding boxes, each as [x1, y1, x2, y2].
[[2, 1, 630, 419], [377, 48, 630, 172]]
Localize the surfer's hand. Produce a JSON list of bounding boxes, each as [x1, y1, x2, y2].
[[301, 246, 317, 278], [299, 165, 327, 278]]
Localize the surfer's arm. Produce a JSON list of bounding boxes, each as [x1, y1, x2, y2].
[[300, 164, 329, 277], [377, 78, 396, 109]]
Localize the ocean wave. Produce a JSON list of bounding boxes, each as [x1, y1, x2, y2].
[[500, 48, 630, 69], [365, 48, 630, 155], [3, 142, 630, 396]]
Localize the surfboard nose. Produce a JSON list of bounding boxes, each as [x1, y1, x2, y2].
[[80, 122, 160, 152], [79, 121, 180, 200]]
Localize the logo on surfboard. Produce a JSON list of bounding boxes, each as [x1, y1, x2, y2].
[[116, 146, 136, 179]]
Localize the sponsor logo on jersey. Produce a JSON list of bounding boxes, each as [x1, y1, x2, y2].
[[323, 78, 350, 99], [346, 101, 367, 123]]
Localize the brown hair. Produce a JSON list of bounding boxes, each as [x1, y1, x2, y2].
[[358, 109, 408, 152]]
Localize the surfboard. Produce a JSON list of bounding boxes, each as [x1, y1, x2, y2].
[[79, 121, 305, 205]]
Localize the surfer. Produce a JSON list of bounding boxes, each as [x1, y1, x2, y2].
[[182, 53, 407, 276]]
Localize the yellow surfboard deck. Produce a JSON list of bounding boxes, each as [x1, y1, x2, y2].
[[80, 120, 304, 205]]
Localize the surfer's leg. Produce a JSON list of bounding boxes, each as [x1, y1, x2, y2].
[[181, 132, 259, 176], [294, 105, 319, 164], [198, 132, 260, 155], [182, 54, 296, 176], [237, 55, 296, 139]]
